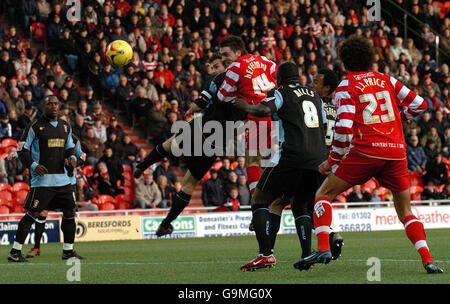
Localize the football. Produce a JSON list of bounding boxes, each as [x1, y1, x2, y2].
[[106, 40, 133, 67]]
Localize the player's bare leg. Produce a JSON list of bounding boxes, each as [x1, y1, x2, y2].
[[241, 188, 277, 271], [26, 209, 48, 258], [392, 189, 443, 274], [156, 171, 199, 237], [294, 173, 351, 270]]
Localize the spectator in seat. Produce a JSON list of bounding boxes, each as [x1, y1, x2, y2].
[[0, 51, 16, 79], [5, 146, 26, 185], [107, 116, 125, 142], [117, 75, 135, 125], [98, 147, 124, 188], [424, 139, 439, 163], [134, 172, 162, 209], [7, 109, 22, 140], [237, 174, 250, 206], [224, 171, 238, 196], [156, 175, 173, 209], [99, 62, 120, 108], [346, 185, 372, 203], [421, 181, 446, 201], [131, 86, 152, 137], [81, 127, 105, 165], [91, 103, 109, 127], [122, 135, 139, 166], [234, 156, 247, 177], [75, 176, 98, 211], [92, 117, 107, 144], [224, 186, 240, 211], [148, 101, 168, 144], [424, 153, 448, 185], [153, 157, 177, 186], [0, 113, 12, 140], [73, 115, 88, 140], [371, 188, 383, 206], [218, 158, 232, 181], [104, 131, 124, 158], [92, 161, 124, 196], [18, 103, 36, 130], [0, 153, 7, 184], [202, 169, 225, 207], [407, 135, 427, 173]]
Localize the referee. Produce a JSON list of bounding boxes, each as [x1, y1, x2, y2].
[[8, 96, 84, 262]]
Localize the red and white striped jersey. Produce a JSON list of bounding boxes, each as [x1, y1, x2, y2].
[[328, 70, 427, 165], [217, 54, 277, 106]]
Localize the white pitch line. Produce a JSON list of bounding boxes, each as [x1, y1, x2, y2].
[[0, 259, 449, 266]]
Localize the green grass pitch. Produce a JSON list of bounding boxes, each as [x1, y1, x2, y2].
[[0, 229, 449, 284]]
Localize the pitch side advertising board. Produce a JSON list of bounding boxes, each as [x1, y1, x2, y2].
[[0, 220, 60, 245]]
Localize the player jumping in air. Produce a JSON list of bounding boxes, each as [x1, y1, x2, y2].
[[295, 36, 443, 274], [8, 96, 83, 262], [133, 54, 246, 237], [217, 35, 278, 197], [233, 62, 329, 271]]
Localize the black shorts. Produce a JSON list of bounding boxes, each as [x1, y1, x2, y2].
[[182, 155, 216, 181], [257, 165, 324, 208], [24, 184, 76, 213]]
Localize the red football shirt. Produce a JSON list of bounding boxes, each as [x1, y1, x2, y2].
[[329, 70, 427, 165], [217, 54, 277, 106]]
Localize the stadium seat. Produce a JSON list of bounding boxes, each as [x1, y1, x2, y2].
[[13, 205, 26, 214], [0, 190, 13, 202], [123, 187, 135, 202], [115, 194, 131, 205], [82, 165, 95, 177], [117, 202, 133, 210], [213, 161, 223, 171], [409, 171, 424, 187], [12, 182, 30, 192], [99, 202, 116, 210], [200, 171, 211, 184], [97, 194, 115, 205], [362, 179, 377, 194], [0, 205, 10, 214], [31, 22, 46, 42], [122, 171, 134, 185], [122, 164, 132, 172], [410, 185, 424, 201], [0, 182, 12, 192], [0, 197, 13, 208], [15, 190, 29, 204], [230, 161, 238, 170], [1, 138, 17, 149]]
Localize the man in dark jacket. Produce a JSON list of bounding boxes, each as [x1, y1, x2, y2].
[[202, 169, 225, 207], [98, 147, 124, 187], [153, 157, 177, 185]]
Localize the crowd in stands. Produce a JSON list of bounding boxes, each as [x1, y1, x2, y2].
[[1, 0, 450, 213]]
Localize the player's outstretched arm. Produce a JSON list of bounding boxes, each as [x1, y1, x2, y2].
[[389, 76, 427, 120], [232, 98, 272, 117]]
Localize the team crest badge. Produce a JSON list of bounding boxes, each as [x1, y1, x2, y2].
[[17, 141, 25, 151], [64, 125, 68, 133], [32, 200, 39, 208]]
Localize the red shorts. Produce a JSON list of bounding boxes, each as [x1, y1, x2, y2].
[[334, 150, 410, 192], [245, 115, 272, 151]]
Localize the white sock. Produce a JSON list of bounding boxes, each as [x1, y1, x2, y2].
[[12, 241, 22, 251], [63, 243, 74, 251]]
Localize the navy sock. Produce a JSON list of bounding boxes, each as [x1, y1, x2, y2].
[[33, 216, 46, 249], [269, 212, 281, 253], [252, 205, 272, 256], [13, 213, 36, 247], [161, 191, 191, 229], [61, 217, 76, 245], [295, 215, 312, 258]]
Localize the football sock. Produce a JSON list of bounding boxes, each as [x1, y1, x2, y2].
[[295, 214, 312, 258], [11, 213, 36, 253], [269, 211, 281, 253], [137, 144, 170, 171], [402, 215, 434, 266], [161, 191, 191, 229], [33, 216, 46, 249], [313, 197, 333, 252], [246, 166, 261, 196], [61, 217, 76, 246], [252, 205, 272, 256]]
